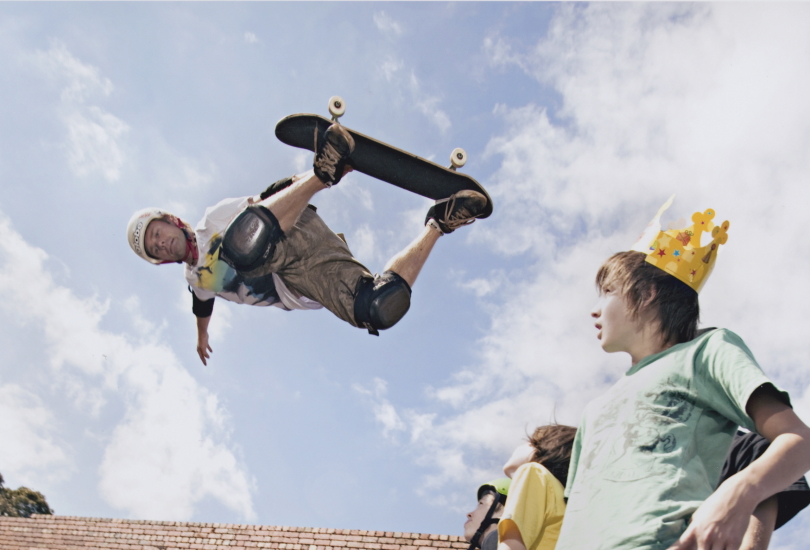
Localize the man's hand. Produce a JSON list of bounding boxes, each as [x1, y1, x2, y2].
[[197, 332, 213, 365], [667, 477, 755, 550], [196, 315, 214, 365]]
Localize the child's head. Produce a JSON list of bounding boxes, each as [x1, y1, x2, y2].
[[464, 479, 509, 545], [527, 424, 577, 486], [595, 251, 699, 346], [502, 424, 577, 487]]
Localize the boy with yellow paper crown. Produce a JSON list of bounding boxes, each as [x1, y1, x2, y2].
[[555, 197, 810, 550]]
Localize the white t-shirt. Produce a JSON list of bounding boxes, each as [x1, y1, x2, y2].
[[184, 196, 322, 311]]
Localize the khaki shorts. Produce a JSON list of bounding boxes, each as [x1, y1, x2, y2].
[[243, 207, 371, 326]]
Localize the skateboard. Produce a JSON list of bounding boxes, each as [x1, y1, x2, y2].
[[274, 96, 493, 219]]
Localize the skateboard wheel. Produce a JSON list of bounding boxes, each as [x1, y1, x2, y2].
[[450, 148, 467, 169], [328, 96, 346, 118]]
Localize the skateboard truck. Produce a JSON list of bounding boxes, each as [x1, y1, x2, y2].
[[328, 96, 346, 122], [329, 96, 467, 171], [449, 148, 467, 171]]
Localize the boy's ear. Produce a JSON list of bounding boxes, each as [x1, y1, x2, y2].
[[639, 287, 657, 310]]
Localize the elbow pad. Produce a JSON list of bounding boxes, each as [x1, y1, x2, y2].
[[190, 287, 215, 317]]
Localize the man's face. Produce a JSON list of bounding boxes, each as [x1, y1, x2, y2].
[[144, 219, 187, 263], [590, 284, 642, 355], [464, 492, 498, 542]]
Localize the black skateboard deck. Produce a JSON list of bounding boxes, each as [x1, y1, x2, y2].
[[275, 113, 493, 219]]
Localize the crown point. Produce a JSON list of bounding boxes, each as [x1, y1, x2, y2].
[[635, 199, 729, 293]]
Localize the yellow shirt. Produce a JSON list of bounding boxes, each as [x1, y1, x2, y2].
[[498, 463, 566, 550]]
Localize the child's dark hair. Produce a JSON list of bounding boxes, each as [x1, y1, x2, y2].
[[528, 424, 577, 487], [595, 251, 699, 345]]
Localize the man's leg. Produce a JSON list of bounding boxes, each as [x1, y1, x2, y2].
[[384, 189, 488, 287], [262, 122, 355, 232], [384, 225, 440, 287], [219, 123, 353, 273], [352, 189, 488, 334], [260, 171, 330, 233]]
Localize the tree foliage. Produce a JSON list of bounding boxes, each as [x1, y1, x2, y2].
[[0, 473, 53, 518]]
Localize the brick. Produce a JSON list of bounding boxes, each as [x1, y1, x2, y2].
[[0, 516, 461, 550]]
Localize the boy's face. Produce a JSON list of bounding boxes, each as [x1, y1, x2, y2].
[[464, 492, 498, 541], [591, 284, 645, 355]]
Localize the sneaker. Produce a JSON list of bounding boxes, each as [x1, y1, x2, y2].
[[313, 123, 355, 186], [425, 190, 487, 234]]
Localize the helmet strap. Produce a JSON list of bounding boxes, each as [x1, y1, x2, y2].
[[467, 500, 501, 550]]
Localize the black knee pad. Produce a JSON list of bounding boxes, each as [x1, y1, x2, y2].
[[219, 205, 284, 273], [353, 271, 412, 335]]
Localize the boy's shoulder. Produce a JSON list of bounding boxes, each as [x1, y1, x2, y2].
[[689, 327, 748, 351]]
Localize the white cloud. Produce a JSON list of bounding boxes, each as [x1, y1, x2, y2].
[[98, 351, 255, 520], [244, 31, 259, 44], [0, 212, 255, 521], [457, 269, 507, 298], [409, 72, 451, 134], [336, 175, 375, 212], [32, 40, 113, 103], [381, 56, 403, 82], [0, 383, 69, 486], [349, 224, 378, 266], [405, 2, 810, 518], [373, 11, 403, 36], [64, 106, 130, 181], [354, 378, 406, 439], [292, 150, 309, 174], [31, 40, 129, 182]]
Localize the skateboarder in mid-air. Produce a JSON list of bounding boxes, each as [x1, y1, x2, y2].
[[127, 123, 487, 364]]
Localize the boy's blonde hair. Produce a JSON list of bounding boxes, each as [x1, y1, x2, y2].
[[596, 251, 699, 346]]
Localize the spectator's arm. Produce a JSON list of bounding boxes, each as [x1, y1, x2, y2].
[[668, 386, 810, 550], [503, 443, 535, 479], [739, 495, 777, 550], [497, 521, 526, 550]]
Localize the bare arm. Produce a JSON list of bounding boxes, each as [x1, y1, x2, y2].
[[503, 443, 535, 478], [497, 521, 526, 550], [668, 386, 810, 550], [739, 495, 777, 550], [196, 315, 213, 365]]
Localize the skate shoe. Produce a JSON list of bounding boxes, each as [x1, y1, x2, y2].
[[313, 123, 355, 186], [425, 190, 487, 234]]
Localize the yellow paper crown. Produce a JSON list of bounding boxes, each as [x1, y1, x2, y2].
[[630, 195, 730, 293]]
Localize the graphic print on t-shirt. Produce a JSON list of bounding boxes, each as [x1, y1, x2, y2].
[[191, 233, 279, 304]]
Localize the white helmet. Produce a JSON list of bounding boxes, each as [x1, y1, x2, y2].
[[126, 207, 173, 264]]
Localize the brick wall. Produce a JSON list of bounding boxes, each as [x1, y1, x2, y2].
[[0, 515, 469, 550]]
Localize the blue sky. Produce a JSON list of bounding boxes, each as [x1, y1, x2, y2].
[[1, 3, 810, 548]]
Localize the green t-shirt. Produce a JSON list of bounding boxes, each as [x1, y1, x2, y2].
[[556, 329, 789, 550]]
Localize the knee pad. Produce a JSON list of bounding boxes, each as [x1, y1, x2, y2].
[[353, 271, 412, 335], [219, 205, 284, 273]]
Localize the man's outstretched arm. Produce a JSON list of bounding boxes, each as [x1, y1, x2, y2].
[[196, 314, 213, 365], [191, 290, 215, 365]]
